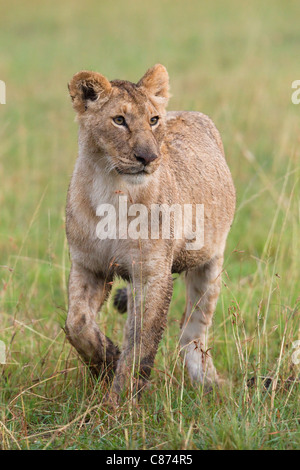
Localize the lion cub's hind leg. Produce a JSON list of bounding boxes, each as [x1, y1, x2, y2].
[[180, 256, 223, 387]]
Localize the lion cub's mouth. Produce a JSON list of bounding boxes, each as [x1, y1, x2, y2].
[[115, 166, 153, 176]]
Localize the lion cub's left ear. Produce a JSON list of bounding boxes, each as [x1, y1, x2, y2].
[[137, 64, 170, 107], [68, 71, 112, 114]]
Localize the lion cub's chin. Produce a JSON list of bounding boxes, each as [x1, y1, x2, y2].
[[121, 171, 154, 185]]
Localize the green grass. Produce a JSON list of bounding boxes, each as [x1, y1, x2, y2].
[[0, 0, 299, 450]]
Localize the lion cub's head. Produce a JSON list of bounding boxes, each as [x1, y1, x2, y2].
[[68, 64, 169, 184]]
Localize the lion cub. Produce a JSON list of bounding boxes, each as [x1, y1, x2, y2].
[[65, 64, 235, 399]]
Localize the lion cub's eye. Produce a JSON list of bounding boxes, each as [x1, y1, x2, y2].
[[113, 116, 126, 126], [150, 116, 159, 126]]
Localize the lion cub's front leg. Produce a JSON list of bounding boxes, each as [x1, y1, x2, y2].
[[65, 262, 120, 379], [112, 270, 173, 400]]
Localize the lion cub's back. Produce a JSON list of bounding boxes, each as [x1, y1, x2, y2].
[[164, 110, 235, 253], [164, 111, 234, 196], [165, 110, 225, 158]]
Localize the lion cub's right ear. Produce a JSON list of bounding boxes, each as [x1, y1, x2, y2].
[[68, 71, 112, 114]]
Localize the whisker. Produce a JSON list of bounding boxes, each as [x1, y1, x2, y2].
[[103, 155, 119, 175]]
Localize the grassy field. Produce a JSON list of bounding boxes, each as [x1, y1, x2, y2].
[[0, 0, 299, 450]]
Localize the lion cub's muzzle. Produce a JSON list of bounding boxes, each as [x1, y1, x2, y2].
[[117, 151, 160, 176], [131, 141, 160, 174], [132, 151, 159, 175], [134, 152, 158, 166]]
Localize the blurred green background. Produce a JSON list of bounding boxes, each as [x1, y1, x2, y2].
[[0, 0, 299, 450]]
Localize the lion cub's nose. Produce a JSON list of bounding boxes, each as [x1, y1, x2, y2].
[[134, 153, 158, 165]]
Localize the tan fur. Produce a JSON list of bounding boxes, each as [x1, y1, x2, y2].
[[65, 64, 235, 399]]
